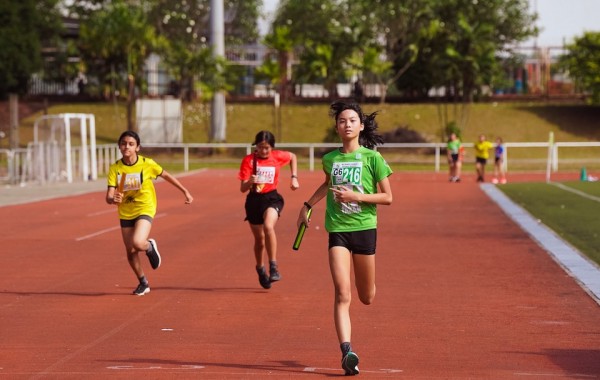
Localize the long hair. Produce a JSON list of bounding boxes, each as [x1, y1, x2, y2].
[[252, 130, 276, 148], [329, 101, 383, 149]]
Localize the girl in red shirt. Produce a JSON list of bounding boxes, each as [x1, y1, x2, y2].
[[238, 131, 299, 289]]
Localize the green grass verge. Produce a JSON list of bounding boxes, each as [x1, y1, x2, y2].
[[498, 181, 600, 266]]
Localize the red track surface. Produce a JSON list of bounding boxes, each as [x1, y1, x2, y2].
[[1, 170, 599, 379]]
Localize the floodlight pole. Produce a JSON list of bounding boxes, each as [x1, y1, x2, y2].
[[210, 0, 226, 142]]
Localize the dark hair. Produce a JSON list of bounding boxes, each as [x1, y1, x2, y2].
[[329, 101, 383, 149], [253, 130, 276, 147], [118, 130, 141, 146]]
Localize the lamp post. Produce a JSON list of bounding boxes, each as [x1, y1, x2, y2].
[[210, 0, 226, 142]]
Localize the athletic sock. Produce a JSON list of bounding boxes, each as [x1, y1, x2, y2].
[[138, 276, 148, 285], [340, 342, 352, 358]]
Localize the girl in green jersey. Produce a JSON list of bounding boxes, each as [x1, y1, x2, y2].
[[297, 101, 393, 376]]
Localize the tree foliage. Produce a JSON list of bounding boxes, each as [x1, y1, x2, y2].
[[558, 31, 600, 105], [0, 0, 62, 98]]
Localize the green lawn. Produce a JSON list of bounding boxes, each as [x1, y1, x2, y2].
[[18, 101, 600, 145], [498, 181, 600, 266]]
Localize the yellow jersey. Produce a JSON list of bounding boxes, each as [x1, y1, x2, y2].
[[107, 155, 163, 220], [474, 140, 494, 160]]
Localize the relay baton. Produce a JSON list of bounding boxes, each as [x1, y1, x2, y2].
[[292, 207, 312, 251], [118, 172, 126, 193], [251, 151, 258, 192]]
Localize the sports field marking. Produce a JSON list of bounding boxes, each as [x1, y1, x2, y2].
[[551, 182, 600, 203], [303, 367, 403, 374], [75, 213, 166, 241], [87, 209, 114, 217], [75, 226, 120, 241], [107, 365, 205, 370], [514, 372, 597, 378], [481, 184, 600, 305]]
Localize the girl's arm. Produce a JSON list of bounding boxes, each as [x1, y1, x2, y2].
[[160, 170, 193, 204], [332, 176, 393, 206], [240, 178, 255, 193], [289, 152, 299, 190], [297, 173, 330, 228], [106, 186, 120, 204]]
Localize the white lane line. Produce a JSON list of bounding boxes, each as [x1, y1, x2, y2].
[[75, 213, 166, 241], [551, 182, 600, 203], [76, 226, 120, 241]]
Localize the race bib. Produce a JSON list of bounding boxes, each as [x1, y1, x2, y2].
[[332, 162, 362, 186], [256, 166, 275, 184], [331, 162, 363, 214], [121, 173, 142, 192]]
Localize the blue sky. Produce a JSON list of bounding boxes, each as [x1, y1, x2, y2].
[[261, 0, 600, 46]]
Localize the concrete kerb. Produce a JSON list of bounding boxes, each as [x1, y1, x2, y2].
[[481, 183, 600, 306]]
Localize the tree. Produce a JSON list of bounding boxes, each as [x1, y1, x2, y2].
[[146, 0, 260, 100], [357, 0, 434, 103], [0, 0, 62, 98], [400, 0, 537, 131], [558, 31, 600, 105], [78, 1, 160, 130], [273, 0, 360, 100], [261, 25, 294, 101]]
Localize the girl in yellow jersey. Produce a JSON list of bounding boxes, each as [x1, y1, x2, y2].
[[106, 131, 193, 296], [474, 134, 494, 182]]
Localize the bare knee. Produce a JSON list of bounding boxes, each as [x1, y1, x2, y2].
[[358, 286, 376, 305], [335, 288, 352, 306], [132, 238, 148, 252]]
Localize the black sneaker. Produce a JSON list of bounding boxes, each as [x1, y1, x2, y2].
[[341, 351, 360, 376], [269, 263, 281, 282], [256, 266, 271, 289], [146, 239, 161, 270], [133, 283, 150, 296]]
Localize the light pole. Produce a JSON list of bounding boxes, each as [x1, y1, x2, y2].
[[210, 0, 226, 142]]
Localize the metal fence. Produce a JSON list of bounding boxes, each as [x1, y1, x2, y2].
[[3, 141, 600, 186]]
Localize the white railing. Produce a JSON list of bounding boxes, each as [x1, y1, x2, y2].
[[3, 141, 600, 185]]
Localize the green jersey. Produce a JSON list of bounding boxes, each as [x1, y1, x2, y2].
[[322, 147, 393, 232], [447, 139, 461, 154]]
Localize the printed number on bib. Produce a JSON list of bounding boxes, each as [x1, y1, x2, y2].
[[332, 162, 363, 214]]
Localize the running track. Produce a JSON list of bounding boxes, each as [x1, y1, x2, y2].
[[1, 170, 599, 379]]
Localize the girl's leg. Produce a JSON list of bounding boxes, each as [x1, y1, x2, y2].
[[352, 254, 376, 305], [456, 161, 462, 180], [476, 162, 484, 181], [132, 218, 152, 252], [329, 246, 353, 344], [248, 223, 265, 267], [249, 222, 271, 288], [263, 207, 279, 263], [121, 227, 144, 279], [123, 219, 153, 277]]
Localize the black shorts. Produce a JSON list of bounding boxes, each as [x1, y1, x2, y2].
[[245, 190, 284, 225], [450, 153, 459, 163], [120, 215, 153, 228], [495, 156, 501, 164], [328, 229, 377, 255], [476, 157, 487, 165]]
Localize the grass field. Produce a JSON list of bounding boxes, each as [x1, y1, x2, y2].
[[17, 101, 600, 145], [498, 180, 600, 266]]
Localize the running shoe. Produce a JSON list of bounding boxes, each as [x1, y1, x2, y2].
[[256, 266, 271, 289], [146, 239, 161, 270], [133, 283, 150, 296], [341, 351, 360, 376], [269, 263, 281, 282]]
